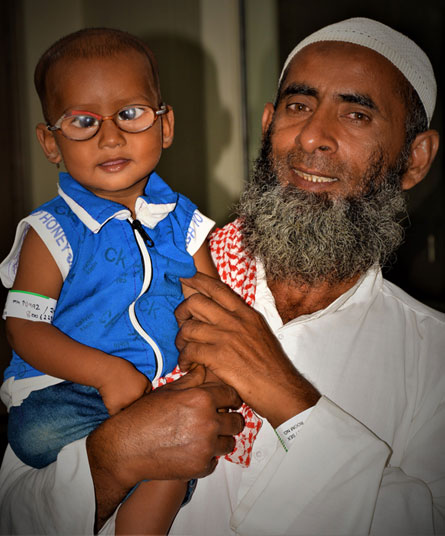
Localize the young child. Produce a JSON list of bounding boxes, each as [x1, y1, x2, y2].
[[0, 28, 219, 535]]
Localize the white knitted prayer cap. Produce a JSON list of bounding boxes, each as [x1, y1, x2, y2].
[[279, 17, 436, 125]]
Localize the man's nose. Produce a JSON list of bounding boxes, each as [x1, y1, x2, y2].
[[97, 118, 126, 149], [296, 107, 338, 154]]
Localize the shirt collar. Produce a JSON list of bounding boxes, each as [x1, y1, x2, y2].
[[57, 172, 177, 233], [254, 260, 382, 329]]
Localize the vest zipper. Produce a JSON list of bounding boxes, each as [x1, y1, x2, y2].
[[131, 218, 154, 248], [127, 217, 163, 381]]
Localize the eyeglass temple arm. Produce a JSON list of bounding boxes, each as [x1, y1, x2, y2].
[[156, 104, 168, 116]]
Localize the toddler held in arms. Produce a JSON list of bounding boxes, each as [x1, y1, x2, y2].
[[0, 27, 240, 535]]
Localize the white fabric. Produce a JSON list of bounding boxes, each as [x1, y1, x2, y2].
[[275, 406, 314, 450], [0, 439, 95, 535], [0, 266, 444, 535], [185, 209, 215, 256], [0, 374, 64, 410], [170, 264, 445, 535], [279, 17, 436, 125], [2, 290, 57, 323], [134, 197, 176, 229], [57, 185, 130, 233], [0, 210, 74, 286]]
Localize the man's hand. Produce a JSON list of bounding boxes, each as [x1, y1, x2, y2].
[[176, 273, 320, 428], [87, 365, 243, 530]]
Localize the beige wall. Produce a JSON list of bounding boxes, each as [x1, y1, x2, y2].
[[245, 0, 278, 166], [22, 0, 84, 209], [19, 0, 278, 226]]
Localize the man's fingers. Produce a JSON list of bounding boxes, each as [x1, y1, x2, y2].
[[165, 364, 206, 390], [215, 436, 237, 457], [175, 291, 228, 327], [180, 272, 245, 311], [206, 382, 242, 411], [175, 318, 219, 349], [218, 410, 245, 437], [176, 341, 214, 372]]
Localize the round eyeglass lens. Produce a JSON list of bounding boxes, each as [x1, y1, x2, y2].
[[62, 114, 99, 140], [116, 106, 156, 132]]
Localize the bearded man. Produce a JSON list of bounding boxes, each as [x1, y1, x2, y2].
[[1, 17, 444, 536], [170, 17, 445, 535]]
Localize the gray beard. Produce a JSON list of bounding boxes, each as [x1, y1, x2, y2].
[[236, 135, 409, 286]]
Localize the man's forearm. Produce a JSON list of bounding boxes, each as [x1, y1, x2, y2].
[[85, 367, 243, 531], [86, 429, 131, 531]]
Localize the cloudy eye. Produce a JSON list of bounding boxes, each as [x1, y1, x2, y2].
[[69, 114, 99, 129], [118, 106, 146, 121]]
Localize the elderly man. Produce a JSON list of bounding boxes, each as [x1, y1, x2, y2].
[[1, 17, 444, 536], [170, 16, 444, 535]]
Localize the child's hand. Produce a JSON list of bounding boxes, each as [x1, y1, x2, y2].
[[98, 359, 151, 415]]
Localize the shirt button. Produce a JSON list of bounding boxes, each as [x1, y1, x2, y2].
[[254, 450, 263, 460], [277, 334, 284, 340]]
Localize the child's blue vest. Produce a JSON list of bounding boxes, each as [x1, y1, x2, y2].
[[4, 172, 199, 382]]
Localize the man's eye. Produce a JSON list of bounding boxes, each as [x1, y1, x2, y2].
[[286, 102, 310, 113], [118, 106, 145, 121], [69, 115, 98, 129], [348, 111, 370, 122]]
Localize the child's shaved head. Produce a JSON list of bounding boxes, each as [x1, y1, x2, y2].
[[34, 28, 162, 122]]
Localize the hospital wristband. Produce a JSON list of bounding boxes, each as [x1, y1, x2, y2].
[[3, 290, 57, 323], [275, 406, 314, 452]]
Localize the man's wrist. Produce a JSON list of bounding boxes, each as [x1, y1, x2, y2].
[[275, 406, 314, 452]]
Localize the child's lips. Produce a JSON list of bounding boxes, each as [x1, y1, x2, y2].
[[98, 159, 130, 172]]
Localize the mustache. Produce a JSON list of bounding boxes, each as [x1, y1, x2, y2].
[[285, 149, 349, 181]]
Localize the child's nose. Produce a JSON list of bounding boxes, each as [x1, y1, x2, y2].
[[97, 118, 126, 148]]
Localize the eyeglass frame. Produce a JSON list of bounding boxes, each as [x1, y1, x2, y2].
[[46, 103, 168, 141]]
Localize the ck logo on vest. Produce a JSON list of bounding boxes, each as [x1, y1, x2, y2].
[[104, 247, 126, 268], [54, 204, 78, 224]]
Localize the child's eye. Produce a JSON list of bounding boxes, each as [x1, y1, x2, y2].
[[69, 114, 99, 129], [118, 106, 146, 121]]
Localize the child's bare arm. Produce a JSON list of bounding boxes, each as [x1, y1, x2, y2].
[[181, 241, 218, 298], [115, 480, 188, 535], [6, 228, 150, 414]]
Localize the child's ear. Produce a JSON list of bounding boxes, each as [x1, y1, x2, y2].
[[36, 123, 62, 164], [401, 129, 439, 190], [161, 106, 174, 149]]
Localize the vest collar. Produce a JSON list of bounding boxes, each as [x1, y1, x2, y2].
[[57, 172, 177, 233]]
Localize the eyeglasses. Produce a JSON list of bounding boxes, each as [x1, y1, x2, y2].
[[47, 104, 168, 141]]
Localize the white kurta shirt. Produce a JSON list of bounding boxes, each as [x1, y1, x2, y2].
[[171, 264, 445, 535], [0, 265, 444, 535]]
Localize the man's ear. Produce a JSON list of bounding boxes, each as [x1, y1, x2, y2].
[[161, 106, 174, 149], [401, 129, 439, 190], [36, 123, 62, 164], [261, 102, 275, 135]]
